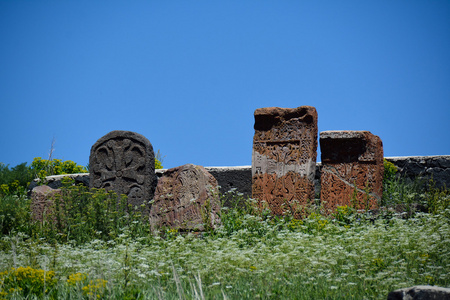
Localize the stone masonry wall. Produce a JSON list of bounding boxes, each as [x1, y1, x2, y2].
[[29, 155, 450, 200]]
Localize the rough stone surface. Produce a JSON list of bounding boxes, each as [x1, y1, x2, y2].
[[150, 164, 221, 231], [386, 156, 450, 189], [387, 285, 450, 300], [252, 106, 318, 217], [29, 156, 450, 206], [30, 185, 61, 222], [89, 130, 156, 209], [320, 131, 384, 213], [28, 173, 89, 193], [205, 166, 252, 208]]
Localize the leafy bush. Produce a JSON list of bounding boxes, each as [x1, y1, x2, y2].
[[36, 178, 150, 244], [381, 160, 449, 215], [422, 179, 449, 214], [332, 204, 356, 226], [67, 273, 108, 299], [0, 194, 31, 236], [155, 158, 163, 170], [0, 158, 88, 194], [383, 159, 398, 182], [0, 266, 57, 298], [381, 158, 428, 210], [155, 149, 164, 169], [30, 157, 88, 183], [0, 163, 34, 196]]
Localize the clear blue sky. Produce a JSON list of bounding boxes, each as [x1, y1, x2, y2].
[[1, 1, 449, 169]]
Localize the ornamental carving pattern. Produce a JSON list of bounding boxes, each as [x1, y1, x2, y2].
[[319, 131, 384, 214], [252, 106, 318, 217], [149, 164, 221, 231], [89, 131, 155, 209]]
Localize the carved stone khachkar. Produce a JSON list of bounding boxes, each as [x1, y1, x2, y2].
[[149, 164, 221, 231], [89, 131, 156, 209], [252, 106, 318, 218], [30, 185, 61, 222], [320, 131, 384, 213]]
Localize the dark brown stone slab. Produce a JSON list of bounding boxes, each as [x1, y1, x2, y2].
[[89, 130, 156, 209], [252, 106, 318, 218], [387, 285, 450, 300], [320, 131, 384, 213], [149, 164, 221, 231], [30, 185, 61, 222]]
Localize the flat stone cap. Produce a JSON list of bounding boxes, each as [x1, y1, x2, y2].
[[254, 106, 317, 121], [320, 130, 373, 139], [255, 105, 316, 116], [320, 130, 383, 163], [254, 106, 318, 131]]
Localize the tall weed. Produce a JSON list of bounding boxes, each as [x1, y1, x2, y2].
[[37, 178, 150, 244]]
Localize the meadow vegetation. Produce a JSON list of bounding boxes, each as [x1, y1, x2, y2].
[[0, 158, 448, 299]]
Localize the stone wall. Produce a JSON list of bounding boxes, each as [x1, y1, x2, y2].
[[385, 156, 450, 189], [29, 155, 450, 200]]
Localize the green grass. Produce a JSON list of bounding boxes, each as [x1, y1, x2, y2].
[[0, 208, 448, 299], [0, 173, 448, 299]]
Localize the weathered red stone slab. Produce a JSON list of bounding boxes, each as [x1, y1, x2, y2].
[[89, 131, 156, 210], [149, 164, 221, 231], [320, 131, 384, 213], [30, 185, 61, 222], [252, 106, 318, 218]]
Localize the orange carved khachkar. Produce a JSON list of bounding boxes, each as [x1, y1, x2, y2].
[[320, 131, 384, 214], [252, 106, 318, 218]]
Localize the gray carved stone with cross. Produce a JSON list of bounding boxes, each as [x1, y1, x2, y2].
[[89, 130, 156, 209]]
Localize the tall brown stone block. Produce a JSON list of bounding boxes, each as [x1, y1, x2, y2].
[[149, 164, 221, 232], [252, 106, 318, 217], [320, 131, 384, 213], [89, 130, 156, 209]]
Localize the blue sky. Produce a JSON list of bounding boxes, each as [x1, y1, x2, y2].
[[1, 0, 449, 169]]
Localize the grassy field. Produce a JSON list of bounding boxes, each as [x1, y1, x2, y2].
[[0, 162, 449, 299]]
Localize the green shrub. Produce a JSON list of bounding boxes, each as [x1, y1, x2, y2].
[[381, 159, 426, 209], [332, 204, 356, 226], [37, 179, 150, 244], [0, 266, 57, 298], [155, 149, 164, 169], [382, 159, 400, 206], [0, 193, 31, 236], [383, 159, 398, 182], [423, 179, 449, 214], [155, 158, 163, 170], [1, 157, 89, 194], [0, 163, 34, 196], [66, 273, 108, 299], [30, 157, 88, 183], [217, 190, 268, 237]]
